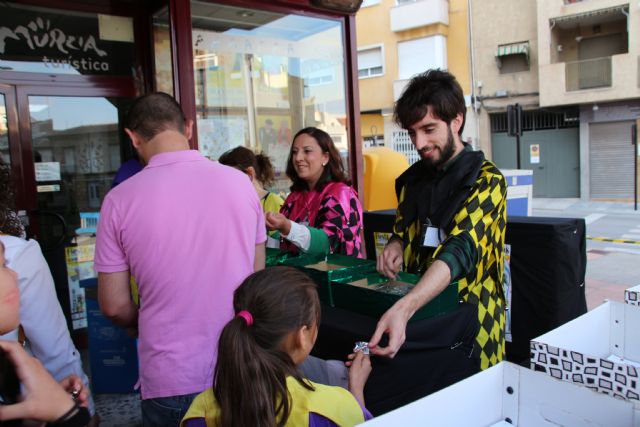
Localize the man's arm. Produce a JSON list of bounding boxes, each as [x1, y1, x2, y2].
[[253, 242, 266, 271], [98, 271, 138, 328], [369, 260, 451, 357]]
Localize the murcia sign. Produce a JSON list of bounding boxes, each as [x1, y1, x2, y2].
[[0, 7, 133, 76]]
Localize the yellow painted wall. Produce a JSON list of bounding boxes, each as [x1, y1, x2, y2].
[[356, 0, 397, 112], [447, 0, 471, 94], [361, 114, 385, 137], [356, 0, 472, 138]]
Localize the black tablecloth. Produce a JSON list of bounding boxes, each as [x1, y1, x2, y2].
[[505, 216, 587, 363], [312, 302, 480, 415]]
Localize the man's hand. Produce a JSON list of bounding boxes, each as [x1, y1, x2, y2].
[[265, 212, 292, 235], [377, 239, 403, 279], [368, 299, 413, 358]]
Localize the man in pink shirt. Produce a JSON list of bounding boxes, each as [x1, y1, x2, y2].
[[95, 92, 266, 426]]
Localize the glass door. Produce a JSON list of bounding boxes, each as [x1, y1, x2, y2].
[[26, 93, 132, 329], [8, 85, 134, 330]]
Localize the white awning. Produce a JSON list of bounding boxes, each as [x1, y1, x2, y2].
[[496, 41, 529, 58], [550, 5, 628, 28]]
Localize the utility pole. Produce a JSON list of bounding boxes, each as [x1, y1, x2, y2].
[[507, 103, 523, 169]]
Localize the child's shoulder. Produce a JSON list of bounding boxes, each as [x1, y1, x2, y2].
[[181, 388, 218, 427], [287, 378, 365, 426]]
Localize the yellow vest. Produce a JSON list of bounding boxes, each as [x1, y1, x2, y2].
[[181, 377, 365, 426]]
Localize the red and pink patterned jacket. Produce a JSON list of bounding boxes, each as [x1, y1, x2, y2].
[[280, 181, 364, 258]]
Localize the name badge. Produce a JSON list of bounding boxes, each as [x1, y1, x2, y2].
[[423, 226, 442, 248]]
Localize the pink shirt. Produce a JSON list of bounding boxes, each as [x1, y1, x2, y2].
[[94, 150, 266, 399]]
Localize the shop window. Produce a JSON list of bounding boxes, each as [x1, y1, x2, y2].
[[153, 9, 174, 95], [358, 46, 384, 78], [191, 2, 350, 195], [398, 35, 446, 80], [499, 55, 529, 74]]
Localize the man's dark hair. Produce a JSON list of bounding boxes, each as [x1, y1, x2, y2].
[[126, 92, 186, 141], [394, 69, 466, 136]]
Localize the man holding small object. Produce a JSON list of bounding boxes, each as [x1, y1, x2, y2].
[[370, 69, 507, 370]]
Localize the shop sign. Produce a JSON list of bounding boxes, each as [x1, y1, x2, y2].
[[0, 7, 134, 76]]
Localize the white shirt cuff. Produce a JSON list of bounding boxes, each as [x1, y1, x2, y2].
[[282, 221, 311, 252]]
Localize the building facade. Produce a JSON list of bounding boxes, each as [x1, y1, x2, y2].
[[472, 0, 640, 200], [355, 0, 476, 162]]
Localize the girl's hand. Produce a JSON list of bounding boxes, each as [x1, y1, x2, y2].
[[59, 375, 89, 409], [346, 351, 372, 405]]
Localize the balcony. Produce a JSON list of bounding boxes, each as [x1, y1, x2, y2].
[[390, 0, 448, 32], [539, 53, 640, 106], [565, 57, 611, 91]]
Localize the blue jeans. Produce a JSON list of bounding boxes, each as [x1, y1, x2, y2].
[[141, 392, 199, 427]]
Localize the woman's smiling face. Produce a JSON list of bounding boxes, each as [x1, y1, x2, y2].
[[0, 242, 19, 334], [291, 133, 329, 191]]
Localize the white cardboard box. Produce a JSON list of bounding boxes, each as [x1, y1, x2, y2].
[[626, 285, 640, 306], [360, 361, 637, 426], [531, 300, 640, 404]]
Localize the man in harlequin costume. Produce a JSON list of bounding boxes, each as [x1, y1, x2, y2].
[[370, 69, 508, 370]]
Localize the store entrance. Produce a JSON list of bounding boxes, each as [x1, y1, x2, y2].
[[0, 82, 135, 330]]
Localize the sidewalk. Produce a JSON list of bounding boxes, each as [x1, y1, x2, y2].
[[533, 197, 640, 215]]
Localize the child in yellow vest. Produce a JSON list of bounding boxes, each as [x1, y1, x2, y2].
[[181, 266, 372, 427], [219, 147, 284, 248]]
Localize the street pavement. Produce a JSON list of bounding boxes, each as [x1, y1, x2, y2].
[[532, 198, 640, 310]]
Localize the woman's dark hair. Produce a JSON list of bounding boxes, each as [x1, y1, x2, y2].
[[0, 159, 23, 237], [218, 146, 276, 187], [286, 127, 350, 192], [394, 69, 466, 136], [214, 266, 321, 427]]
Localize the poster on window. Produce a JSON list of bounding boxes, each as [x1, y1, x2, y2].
[[197, 117, 246, 160]]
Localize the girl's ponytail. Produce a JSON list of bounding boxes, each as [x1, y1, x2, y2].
[[213, 267, 320, 426]]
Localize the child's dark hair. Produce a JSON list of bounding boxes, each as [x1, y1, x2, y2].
[[214, 266, 321, 427], [218, 146, 276, 187], [286, 127, 350, 192]]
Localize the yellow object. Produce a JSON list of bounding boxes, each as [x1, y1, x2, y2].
[[362, 147, 409, 211], [130, 276, 139, 306], [181, 377, 365, 426]]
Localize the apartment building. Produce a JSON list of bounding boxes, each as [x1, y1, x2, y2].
[[472, 0, 640, 200], [356, 0, 475, 163]]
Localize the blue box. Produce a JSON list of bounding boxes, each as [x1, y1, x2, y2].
[[81, 278, 139, 394]]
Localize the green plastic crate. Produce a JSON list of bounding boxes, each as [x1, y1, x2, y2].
[[265, 248, 298, 267], [331, 271, 459, 322], [282, 253, 375, 305]]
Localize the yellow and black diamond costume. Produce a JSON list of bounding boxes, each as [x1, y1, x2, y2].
[[391, 146, 507, 370]]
